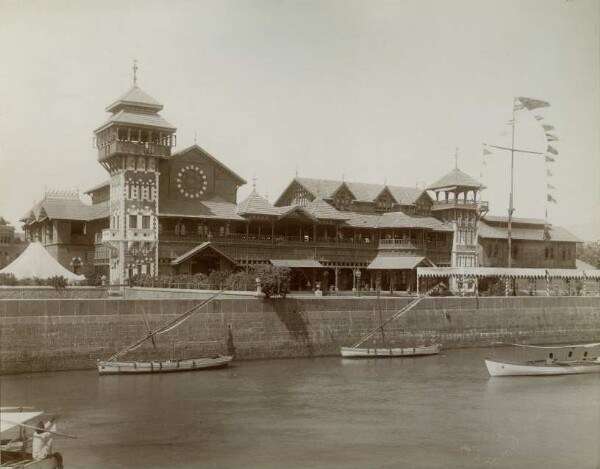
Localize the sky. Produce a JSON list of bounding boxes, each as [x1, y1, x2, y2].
[[0, 0, 598, 240]]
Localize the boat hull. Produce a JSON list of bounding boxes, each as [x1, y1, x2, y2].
[[484, 358, 600, 377], [97, 356, 233, 375], [340, 344, 441, 358]]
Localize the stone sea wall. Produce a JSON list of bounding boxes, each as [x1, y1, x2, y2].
[[1, 296, 599, 374]]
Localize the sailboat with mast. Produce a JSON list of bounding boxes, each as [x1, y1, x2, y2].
[[340, 284, 443, 358], [97, 289, 233, 375]]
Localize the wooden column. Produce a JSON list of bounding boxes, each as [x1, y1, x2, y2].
[[334, 267, 339, 291]]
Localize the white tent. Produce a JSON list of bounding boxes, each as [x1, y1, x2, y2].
[[0, 242, 85, 282]]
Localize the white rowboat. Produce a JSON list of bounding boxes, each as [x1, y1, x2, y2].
[[97, 355, 233, 375], [341, 344, 441, 358], [484, 357, 600, 377]]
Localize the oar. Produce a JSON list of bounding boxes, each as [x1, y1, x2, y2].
[[0, 420, 78, 439]]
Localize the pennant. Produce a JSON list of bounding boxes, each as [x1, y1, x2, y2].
[[547, 145, 558, 155], [547, 194, 557, 204], [545, 155, 555, 163], [482, 159, 488, 166], [542, 124, 554, 131], [517, 97, 550, 111], [483, 148, 493, 156], [534, 115, 544, 121], [547, 183, 555, 190], [547, 169, 553, 177], [546, 133, 559, 141]]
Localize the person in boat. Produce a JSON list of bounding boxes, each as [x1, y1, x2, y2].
[[32, 416, 57, 461], [546, 353, 556, 364]]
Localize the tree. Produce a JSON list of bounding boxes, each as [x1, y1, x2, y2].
[[577, 242, 600, 269], [252, 265, 291, 298]]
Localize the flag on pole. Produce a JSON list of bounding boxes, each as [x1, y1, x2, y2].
[[483, 148, 493, 156], [535, 115, 545, 121], [517, 97, 551, 110], [545, 155, 555, 163], [542, 124, 554, 131], [546, 134, 559, 142], [547, 169, 553, 177], [482, 159, 488, 166], [547, 194, 557, 204], [547, 183, 555, 190], [547, 145, 558, 155]]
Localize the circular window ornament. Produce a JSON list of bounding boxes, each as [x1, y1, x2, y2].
[[176, 165, 208, 198]]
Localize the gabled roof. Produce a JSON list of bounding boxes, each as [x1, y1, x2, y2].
[[342, 212, 382, 229], [237, 190, 279, 217], [20, 197, 109, 223], [302, 198, 349, 221], [276, 176, 427, 207], [171, 145, 247, 186], [106, 85, 163, 113], [171, 242, 238, 266], [427, 168, 483, 191]]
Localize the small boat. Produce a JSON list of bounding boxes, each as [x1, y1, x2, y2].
[[341, 344, 441, 358], [97, 355, 233, 375], [484, 357, 600, 377], [340, 283, 444, 359], [1, 408, 75, 468], [484, 342, 600, 377], [98, 288, 233, 375]]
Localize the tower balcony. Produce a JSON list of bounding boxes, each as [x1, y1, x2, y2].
[[431, 200, 488, 212], [97, 140, 171, 161], [102, 228, 157, 251]]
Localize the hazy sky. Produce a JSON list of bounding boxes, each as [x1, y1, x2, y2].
[[1, 0, 598, 239]]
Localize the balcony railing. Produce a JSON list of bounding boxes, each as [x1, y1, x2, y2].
[[102, 229, 121, 243], [97, 140, 171, 160], [127, 228, 156, 242]]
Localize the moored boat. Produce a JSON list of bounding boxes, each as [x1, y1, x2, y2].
[[97, 355, 233, 374], [98, 288, 234, 375], [484, 342, 600, 377], [1, 409, 75, 468], [484, 357, 600, 377], [341, 344, 441, 358]]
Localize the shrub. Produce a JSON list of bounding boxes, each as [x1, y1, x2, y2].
[[48, 275, 68, 290], [251, 265, 291, 298], [0, 273, 17, 286]]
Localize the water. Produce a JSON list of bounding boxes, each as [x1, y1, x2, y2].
[[2, 348, 599, 469]]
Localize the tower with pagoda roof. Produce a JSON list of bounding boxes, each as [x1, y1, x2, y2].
[[94, 63, 176, 285], [427, 166, 488, 289]]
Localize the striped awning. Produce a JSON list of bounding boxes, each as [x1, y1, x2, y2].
[[417, 267, 600, 279], [270, 259, 323, 268]]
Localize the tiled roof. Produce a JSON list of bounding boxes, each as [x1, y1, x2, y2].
[[427, 168, 482, 190], [159, 198, 244, 221], [97, 110, 175, 131], [302, 198, 349, 220], [20, 198, 109, 222], [106, 85, 163, 112], [386, 186, 424, 205], [378, 212, 453, 231], [293, 177, 425, 205], [237, 190, 279, 216], [479, 221, 582, 243], [482, 215, 546, 226], [342, 212, 382, 229]]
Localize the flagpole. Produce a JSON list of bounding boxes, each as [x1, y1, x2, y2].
[[508, 98, 516, 269]]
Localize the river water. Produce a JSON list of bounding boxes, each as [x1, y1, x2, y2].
[[2, 348, 599, 469]]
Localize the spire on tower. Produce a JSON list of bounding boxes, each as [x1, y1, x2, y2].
[[133, 59, 138, 85], [454, 147, 459, 170]]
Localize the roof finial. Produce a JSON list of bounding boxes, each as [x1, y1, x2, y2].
[[342, 173, 345, 182], [384, 177, 387, 185], [133, 59, 138, 85], [194, 132, 197, 145], [454, 147, 459, 170], [294, 166, 298, 177], [252, 174, 257, 189]]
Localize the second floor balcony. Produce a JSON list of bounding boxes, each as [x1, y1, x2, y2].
[[97, 140, 171, 161], [431, 200, 488, 212]]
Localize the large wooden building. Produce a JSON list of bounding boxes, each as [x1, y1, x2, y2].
[[20, 82, 582, 290]]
